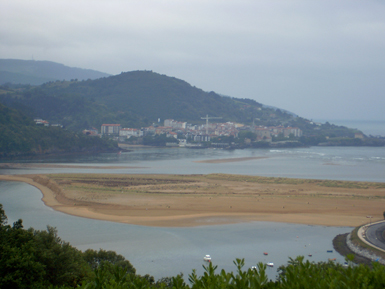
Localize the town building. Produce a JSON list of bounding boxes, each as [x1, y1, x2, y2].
[[119, 128, 143, 138], [101, 124, 121, 136]]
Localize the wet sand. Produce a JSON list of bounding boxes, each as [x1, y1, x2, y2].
[[1, 173, 384, 228]]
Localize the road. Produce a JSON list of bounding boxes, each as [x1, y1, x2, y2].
[[365, 222, 385, 251]]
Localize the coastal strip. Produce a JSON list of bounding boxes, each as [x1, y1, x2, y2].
[[194, 156, 267, 163], [0, 163, 147, 169]]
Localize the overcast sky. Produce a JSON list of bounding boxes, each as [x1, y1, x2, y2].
[[1, 0, 385, 121]]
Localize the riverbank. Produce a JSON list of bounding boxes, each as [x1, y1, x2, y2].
[[194, 156, 267, 163], [1, 173, 384, 228]]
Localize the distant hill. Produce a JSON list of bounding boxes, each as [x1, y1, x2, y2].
[[0, 59, 111, 85], [0, 70, 362, 142], [0, 70, 276, 130]]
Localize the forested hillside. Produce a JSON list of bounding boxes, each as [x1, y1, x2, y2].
[[0, 103, 118, 158], [0, 70, 317, 131], [0, 69, 370, 150], [0, 59, 111, 85]]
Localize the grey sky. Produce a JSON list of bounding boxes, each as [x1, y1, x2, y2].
[[1, 0, 384, 120]]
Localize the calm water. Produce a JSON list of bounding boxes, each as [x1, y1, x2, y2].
[[2, 146, 385, 182], [0, 181, 351, 281], [1, 144, 384, 281], [316, 119, 385, 137]]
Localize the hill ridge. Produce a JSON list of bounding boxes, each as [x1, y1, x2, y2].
[[0, 59, 111, 85]]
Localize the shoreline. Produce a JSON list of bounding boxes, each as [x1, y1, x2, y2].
[[194, 156, 267, 163], [0, 163, 147, 170], [1, 174, 384, 228]]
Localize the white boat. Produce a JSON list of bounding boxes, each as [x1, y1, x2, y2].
[[203, 255, 211, 262], [266, 262, 274, 267]]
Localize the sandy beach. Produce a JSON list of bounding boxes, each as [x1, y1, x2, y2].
[[1, 172, 385, 228]]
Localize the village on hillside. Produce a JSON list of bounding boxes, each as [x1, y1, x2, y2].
[[33, 115, 376, 149], [85, 117, 303, 148]]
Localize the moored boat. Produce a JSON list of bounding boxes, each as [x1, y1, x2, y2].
[[266, 262, 274, 267], [203, 255, 211, 262]]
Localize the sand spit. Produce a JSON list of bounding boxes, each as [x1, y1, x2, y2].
[[1, 173, 384, 228]]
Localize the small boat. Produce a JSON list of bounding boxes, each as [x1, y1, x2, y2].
[[251, 266, 257, 270], [263, 252, 268, 255], [266, 262, 274, 267], [327, 250, 333, 253], [308, 254, 312, 257], [203, 255, 211, 262], [328, 258, 336, 261]]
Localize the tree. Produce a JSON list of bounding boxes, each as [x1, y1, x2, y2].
[[31, 226, 90, 287], [83, 248, 136, 275], [0, 204, 92, 288], [0, 206, 46, 289], [0, 203, 7, 226]]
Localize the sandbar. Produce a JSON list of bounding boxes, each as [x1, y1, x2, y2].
[[1, 173, 384, 228]]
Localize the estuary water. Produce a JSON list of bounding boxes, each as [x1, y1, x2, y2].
[[1, 145, 385, 281]]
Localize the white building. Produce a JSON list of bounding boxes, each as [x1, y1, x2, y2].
[[119, 128, 142, 138]]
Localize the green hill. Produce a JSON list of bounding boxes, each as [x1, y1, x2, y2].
[[0, 70, 365, 143], [0, 59, 111, 85], [0, 70, 294, 130], [0, 102, 118, 158]]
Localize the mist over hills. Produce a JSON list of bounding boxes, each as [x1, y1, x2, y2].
[[0, 59, 111, 85]]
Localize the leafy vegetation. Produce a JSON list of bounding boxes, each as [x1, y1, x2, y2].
[[0, 102, 118, 158], [0, 204, 143, 288], [3, 203, 385, 288]]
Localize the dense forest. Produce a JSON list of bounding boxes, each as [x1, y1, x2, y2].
[[2, 204, 385, 288], [0, 103, 118, 158], [0, 70, 358, 137], [1, 68, 383, 157]]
